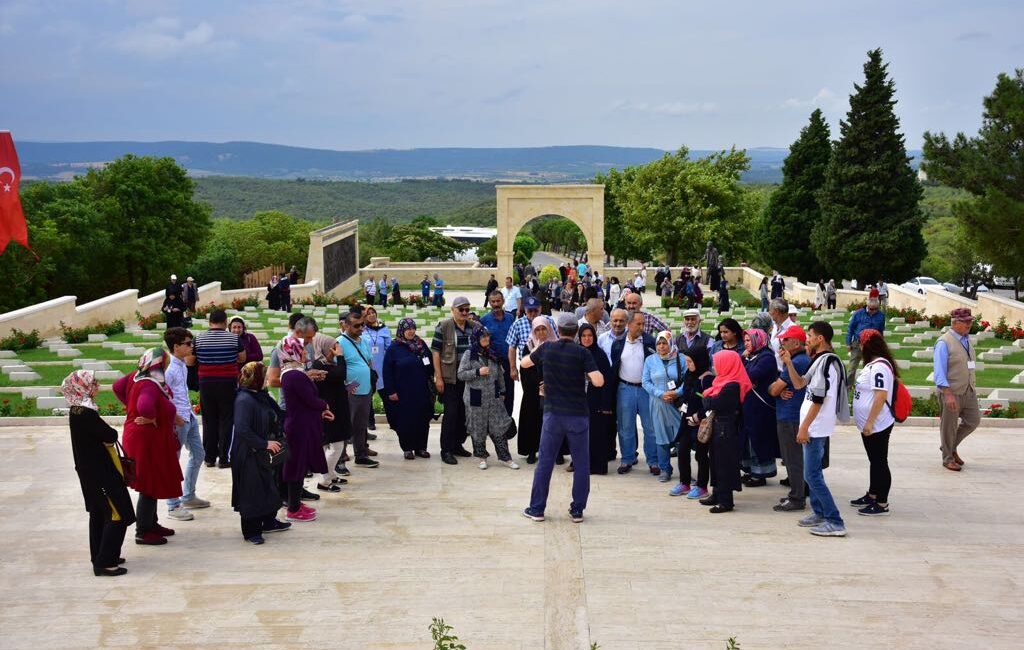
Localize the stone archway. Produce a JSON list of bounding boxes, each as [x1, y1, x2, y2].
[[496, 184, 605, 281]]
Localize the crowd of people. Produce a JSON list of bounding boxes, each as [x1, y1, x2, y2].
[[68, 264, 984, 576]]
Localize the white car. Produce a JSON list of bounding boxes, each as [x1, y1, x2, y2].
[[902, 276, 943, 295]]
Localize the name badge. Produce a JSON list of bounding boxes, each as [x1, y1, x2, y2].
[[422, 357, 431, 366], [967, 361, 977, 370], [372, 346, 380, 355], [667, 380, 677, 390]]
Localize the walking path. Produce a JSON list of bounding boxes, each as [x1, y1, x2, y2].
[[1, 422, 1021, 649]]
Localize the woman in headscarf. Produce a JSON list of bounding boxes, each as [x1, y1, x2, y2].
[[669, 344, 714, 500], [642, 331, 685, 482], [518, 316, 557, 463], [717, 277, 730, 313], [267, 275, 281, 311], [710, 318, 744, 363], [65, 370, 136, 575], [750, 313, 774, 338], [230, 317, 264, 364], [231, 362, 292, 544], [161, 292, 186, 328], [382, 318, 434, 460], [362, 306, 391, 431], [815, 280, 827, 311], [279, 336, 334, 522], [742, 328, 781, 487], [578, 323, 614, 475], [113, 348, 182, 545], [457, 327, 518, 470], [700, 350, 752, 513], [309, 333, 350, 491]]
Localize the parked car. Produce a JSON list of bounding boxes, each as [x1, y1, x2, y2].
[[902, 276, 943, 295], [943, 282, 989, 294]]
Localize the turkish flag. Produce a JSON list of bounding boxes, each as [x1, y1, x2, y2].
[[0, 131, 29, 255]]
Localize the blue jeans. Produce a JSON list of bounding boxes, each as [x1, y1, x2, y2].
[[168, 415, 203, 509], [528, 413, 590, 514], [803, 437, 843, 526], [656, 444, 673, 475], [616, 384, 656, 465]]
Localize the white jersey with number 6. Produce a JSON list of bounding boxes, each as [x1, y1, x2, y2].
[[853, 359, 895, 432]]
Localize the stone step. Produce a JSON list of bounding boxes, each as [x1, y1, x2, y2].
[[71, 358, 97, 367], [87, 333, 108, 342], [81, 361, 112, 372], [1, 365, 30, 375], [57, 348, 82, 358], [0, 359, 23, 368], [37, 396, 69, 409], [0, 350, 16, 359], [21, 387, 56, 398], [93, 370, 124, 381], [987, 388, 1024, 402], [912, 350, 934, 360], [9, 371, 41, 382], [122, 346, 145, 356]]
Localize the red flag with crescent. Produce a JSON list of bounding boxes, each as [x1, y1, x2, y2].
[[0, 131, 29, 255]]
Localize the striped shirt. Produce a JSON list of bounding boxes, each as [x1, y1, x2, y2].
[[194, 328, 243, 382]]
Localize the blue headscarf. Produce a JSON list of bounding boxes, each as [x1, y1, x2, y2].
[[394, 317, 426, 355]]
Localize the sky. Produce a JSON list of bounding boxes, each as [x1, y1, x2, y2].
[[1, 0, 1020, 151]]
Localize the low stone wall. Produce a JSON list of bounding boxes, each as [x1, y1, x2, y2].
[[978, 292, 1024, 325], [75, 289, 140, 327], [0, 296, 77, 338]]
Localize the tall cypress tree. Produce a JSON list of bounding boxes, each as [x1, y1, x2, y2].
[[812, 48, 925, 286], [756, 109, 831, 281]]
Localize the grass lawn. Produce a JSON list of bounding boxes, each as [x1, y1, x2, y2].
[[0, 362, 136, 388]]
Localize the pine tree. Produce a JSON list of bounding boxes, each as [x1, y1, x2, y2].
[[812, 48, 925, 286], [756, 109, 831, 281], [923, 69, 1024, 298]]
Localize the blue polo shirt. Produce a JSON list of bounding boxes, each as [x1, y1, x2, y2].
[[479, 310, 514, 357], [776, 351, 811, 423], [337, 334, 373, 396]]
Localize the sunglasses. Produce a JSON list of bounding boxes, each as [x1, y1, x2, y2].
[[457, 307, 470, 313]]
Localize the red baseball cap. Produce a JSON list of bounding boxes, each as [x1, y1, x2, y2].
[[778, 325, 807, 342]]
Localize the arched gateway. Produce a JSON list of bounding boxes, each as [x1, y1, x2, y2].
[[496, 184, 605, 281]]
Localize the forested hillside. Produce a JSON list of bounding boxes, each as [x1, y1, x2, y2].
[[193, 177, 496, 225]]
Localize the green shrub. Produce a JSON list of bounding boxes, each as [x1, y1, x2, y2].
[[0, 328, 42, 352], [135, 311, 164, 330], [429, 618, 466, 650], [60, 319, 126, 343], [911, 395, 941, 417], [0, 398, 34, 417]]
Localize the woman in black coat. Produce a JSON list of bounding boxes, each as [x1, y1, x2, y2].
[[699, 350, 751, 513], [161, 292, 186, 328], [64, 370, 136, 576], [231, 362, 292, 544], [578, 324, 614, 475], [382, 318, 434, 459], [672, 345, 714, 499], [266, 277, 281, 311], [309, 334, 351, 490]]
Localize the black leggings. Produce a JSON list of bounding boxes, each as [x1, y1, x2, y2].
[[286, 481, 304, 513], [135, 494, 158, 535], [861, 424, 893, 503], [676, 425, 710, 488]]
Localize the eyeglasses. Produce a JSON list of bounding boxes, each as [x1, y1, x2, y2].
[[457, 307, 470, 313]]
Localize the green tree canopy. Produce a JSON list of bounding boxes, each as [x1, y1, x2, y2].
[[812, 49, 925, 286], [514, 234, 539, 265], [383, 224, 466, 262], [922, 69, 1024, 294], [597, 167, 650, 265], [616, 147, 757, 266], [757, 109, 831, 281]]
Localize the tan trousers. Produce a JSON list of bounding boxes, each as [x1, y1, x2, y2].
[[938, 388, 980, 464]]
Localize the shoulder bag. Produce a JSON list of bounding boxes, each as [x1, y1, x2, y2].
[[343, 334, 379, 388], [257, 412, 290, 469], [113, 440, 137, 485], [697, 411, 715, 444]]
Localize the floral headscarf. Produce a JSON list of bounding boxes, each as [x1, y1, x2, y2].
[[239, 361, 267, 391], [61, 369, 99, 411], [135, 347, 171, 398], [527, 316, 557, 351], [744, 328, 769, 354], [394, 317, 425, 355], [470, 326, 500, 364], [655, 330, 678, 360], [279, 336, 306, 375]]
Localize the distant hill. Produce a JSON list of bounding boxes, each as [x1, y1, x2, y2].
[[16, 140, 921, 185], [193, 177, 499, 224], [18, 140, 799, 183]]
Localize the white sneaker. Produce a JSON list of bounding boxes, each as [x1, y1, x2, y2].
[[168, 507, 194, 521], [479, 460, 488, 470], [504, 460, 520, 470]]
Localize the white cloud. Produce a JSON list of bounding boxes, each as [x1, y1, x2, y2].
[[781, 87, 842, 110], [611, 100, 718, 116], [108, 17, 221, 59]]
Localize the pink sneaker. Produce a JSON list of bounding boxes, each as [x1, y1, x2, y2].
[[286, 506, 317, 522]]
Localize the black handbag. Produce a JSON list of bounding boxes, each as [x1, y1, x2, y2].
[[257, 415, 290, 469], [114, 440, 137, 485]]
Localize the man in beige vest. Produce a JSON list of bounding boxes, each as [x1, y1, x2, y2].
[[933, 308, 980, 471]]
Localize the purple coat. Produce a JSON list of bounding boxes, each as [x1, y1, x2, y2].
[[281, 370, 329, 481], [241, 333, 264, 364]]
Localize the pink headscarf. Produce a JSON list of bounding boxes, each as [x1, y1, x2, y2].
[[705, 350, 752, 402], [744, 328, 769, 354], [527, 316, 557, 351]]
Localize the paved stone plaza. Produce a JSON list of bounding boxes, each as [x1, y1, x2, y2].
[[0, 421, 1021, 649]]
